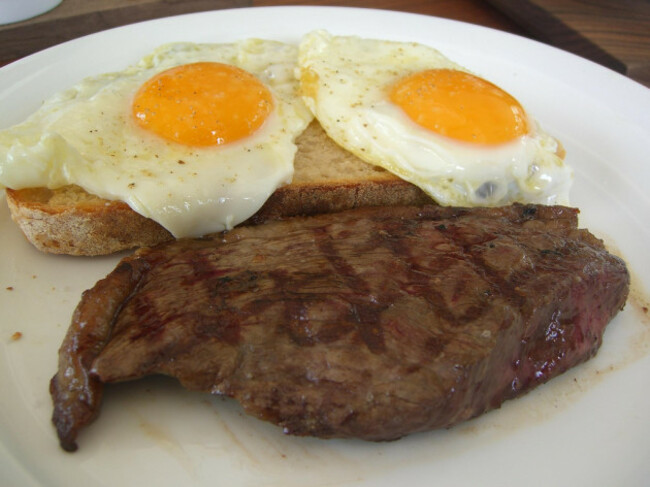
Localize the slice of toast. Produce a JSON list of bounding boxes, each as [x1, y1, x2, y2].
[[5, 122, 431, 256]]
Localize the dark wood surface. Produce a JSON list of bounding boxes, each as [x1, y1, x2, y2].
[[485, 0, 650, 86], [0, 0, 648, 87]]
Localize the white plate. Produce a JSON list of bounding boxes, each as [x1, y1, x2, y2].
[[0, 0, 61, 25], [1, 6, 649, 487]]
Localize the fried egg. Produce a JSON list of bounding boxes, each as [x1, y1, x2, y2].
[[0, 40, 312, 237], [298, 30, 572, 207]]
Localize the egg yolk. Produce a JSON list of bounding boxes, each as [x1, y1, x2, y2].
[[133, 62, 273, 146], [389, 69, 529, 145]]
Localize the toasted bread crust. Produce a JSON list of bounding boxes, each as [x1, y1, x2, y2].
[[5, 122, 430, 256], [6, 187, 173, 256], [250, 179, 430, 224]]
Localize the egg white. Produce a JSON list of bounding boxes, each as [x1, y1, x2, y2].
[[0, 40, 313, 238], [298, 30, 572, 207]]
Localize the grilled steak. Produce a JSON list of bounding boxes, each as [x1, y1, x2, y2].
[[50, 204, 629, 452]]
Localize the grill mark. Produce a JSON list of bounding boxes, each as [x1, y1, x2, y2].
[[126, 292, 166, 341], [192, 310, 241, 345], [400, 262, 473, 325], [349, 301, 386, 354], [380, 225, 492, 328], [315, 227, 371, 294], [314, 226, 387, 353], [186, 252, 231, 285], [432, 223, 528, 312], [284, 296, 317, 346], [268, 268, 312, 346], [266, 268, 356, 347]]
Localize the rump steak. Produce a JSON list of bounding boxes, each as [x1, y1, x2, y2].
[[50, 204, 629, 451]]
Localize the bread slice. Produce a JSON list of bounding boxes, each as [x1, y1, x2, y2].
[[5, 122, 431, 256]]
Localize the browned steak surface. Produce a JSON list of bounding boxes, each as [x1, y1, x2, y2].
[[50, 204, 630, 451]]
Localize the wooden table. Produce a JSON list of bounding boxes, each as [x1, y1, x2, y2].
[[1, 0, 648, 87]]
